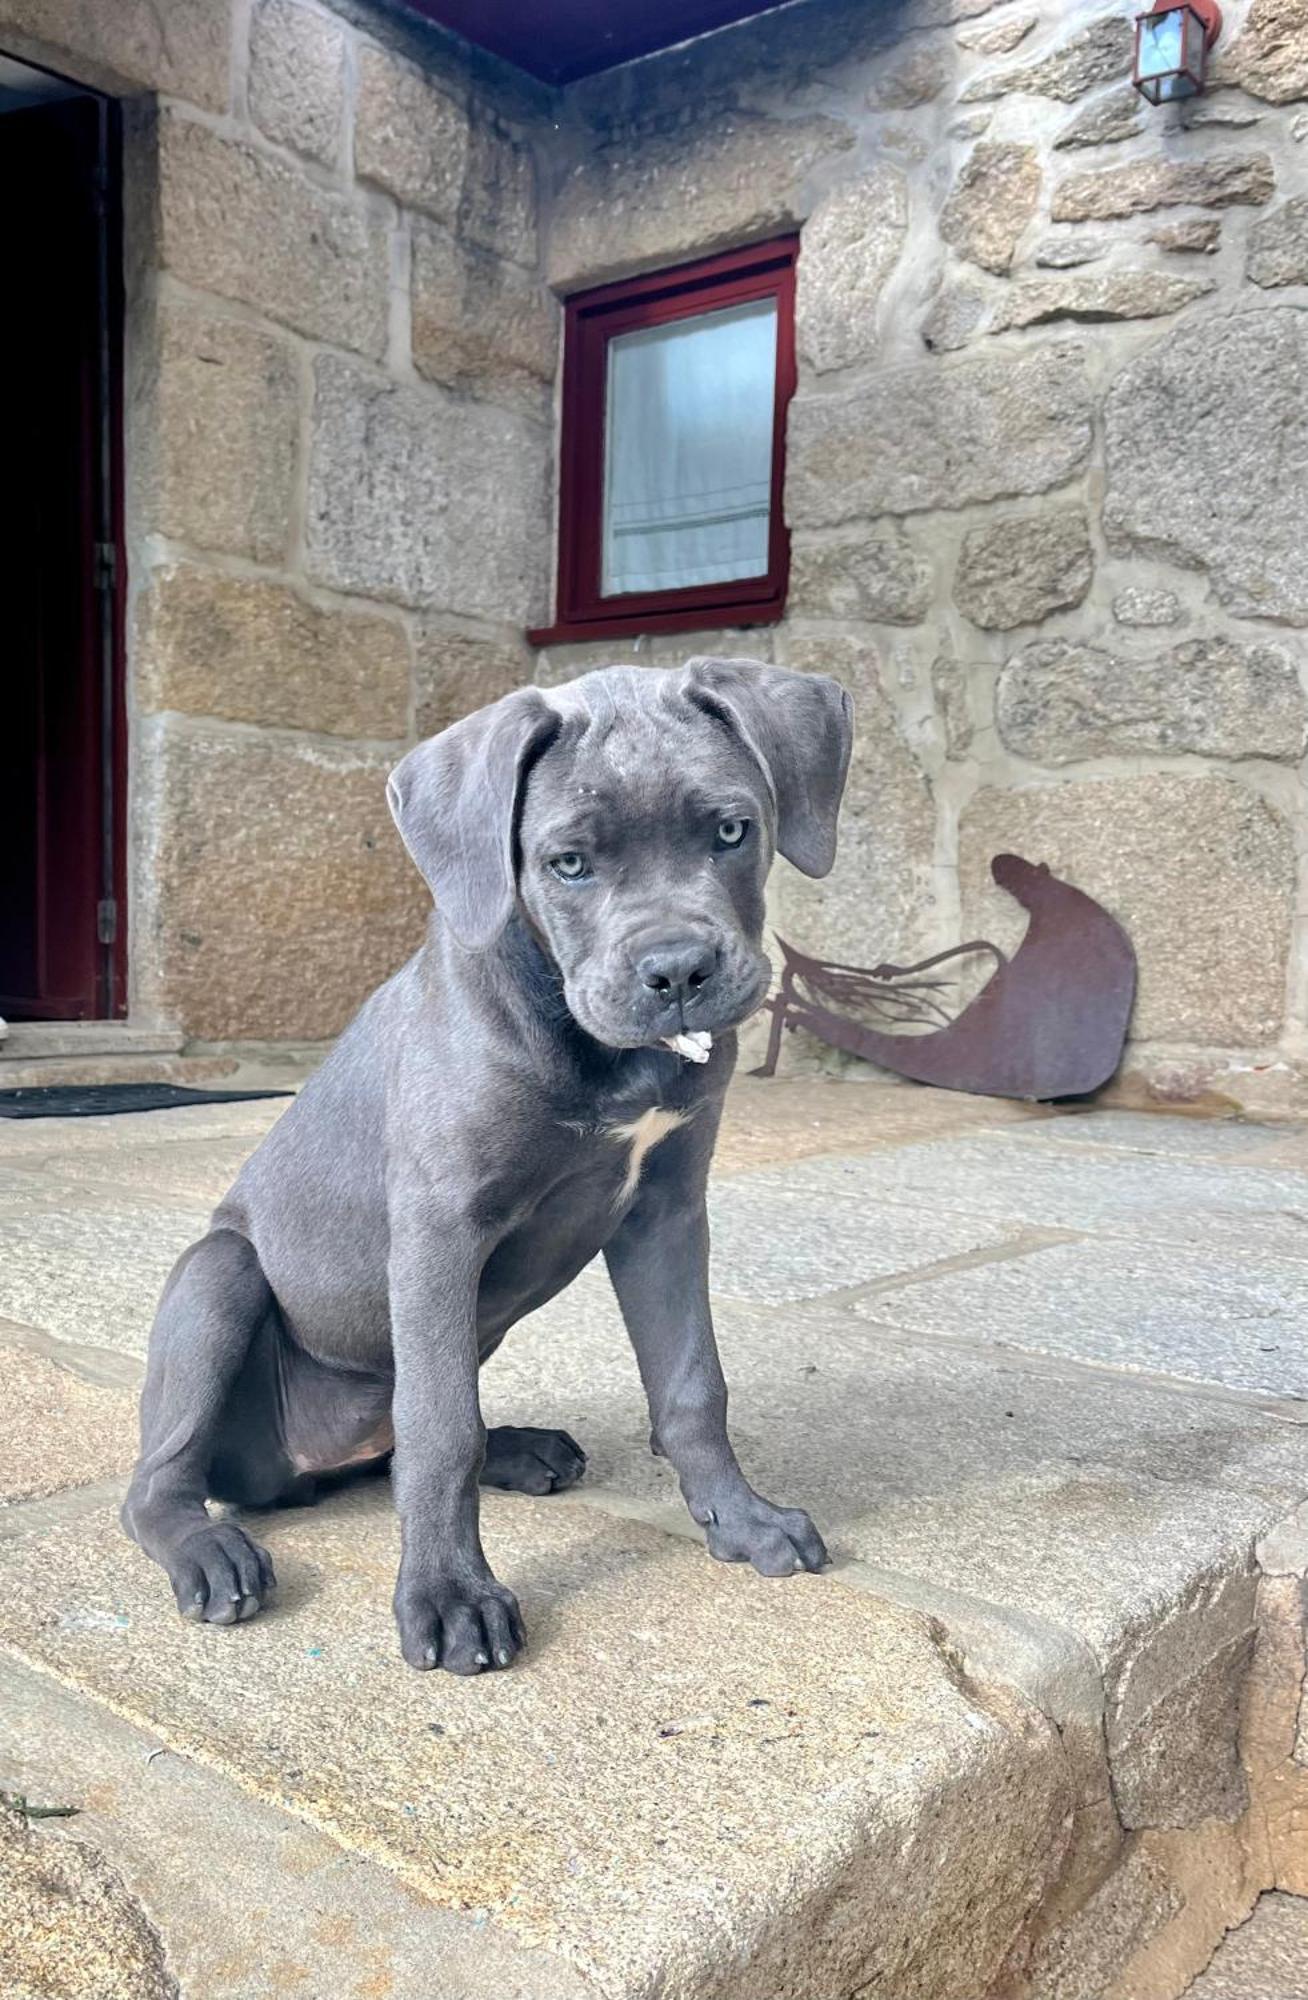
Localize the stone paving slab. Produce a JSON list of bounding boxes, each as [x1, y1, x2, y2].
[[0, 1165, 80, 1204], [1187, 1893, 1308, 1998], [861, 1237, 1308, 1398], [1, 1653, 590, 2000], [757, 1131, 1308, 1269], [704, 1178, 1026, 1301], [0, 1201, 207, 1357], [767, 1135, 1308, 1239], [488, 1286, 1308, 1531], [0, 1336, 136, 1506], [0, 1487, 1072, 2000], [1102, 1205, 1308, 1268], [710, 1075, 1045, 1175], [487, 1285, 1298, 1822], [1253, 1129, 1308, 1173], [11, 1137, 260, 1207], [1021, 1110, 1289, 1162], [0, 1097, 289, 1160]]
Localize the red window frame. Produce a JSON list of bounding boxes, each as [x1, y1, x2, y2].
[[528, 235, 798, 647]]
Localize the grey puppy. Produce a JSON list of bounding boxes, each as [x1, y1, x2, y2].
[[122, 657, 853, 1675]]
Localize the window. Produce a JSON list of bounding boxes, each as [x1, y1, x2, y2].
[[528, 236, 797, 645]]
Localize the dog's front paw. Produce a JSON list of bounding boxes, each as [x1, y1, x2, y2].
[[394, 1567, 525, 1674], [700, 1494, 828, 1578], [169, 1522, 276, 1625]]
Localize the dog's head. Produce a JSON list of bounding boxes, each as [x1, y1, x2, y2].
[[388, 659, 853, 1051]]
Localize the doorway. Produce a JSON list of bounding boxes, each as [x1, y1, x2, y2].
[[0, 55, 126, 1021]]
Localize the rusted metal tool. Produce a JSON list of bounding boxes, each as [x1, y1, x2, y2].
[[753, 853, 1136, 1101]]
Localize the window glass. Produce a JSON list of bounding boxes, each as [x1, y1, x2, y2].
[[601, 297, 778, 598]]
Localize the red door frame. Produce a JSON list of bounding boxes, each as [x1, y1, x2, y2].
[[0, 77, 128, 1019], [98, 92, 130, 1020]]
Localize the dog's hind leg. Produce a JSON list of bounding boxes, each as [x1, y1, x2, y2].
[[121, 1227, 280, 1626]]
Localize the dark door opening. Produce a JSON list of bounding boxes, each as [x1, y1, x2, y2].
[[0, 67, 126, 1020]]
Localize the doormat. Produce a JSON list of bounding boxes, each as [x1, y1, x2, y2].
[[0, 1083, 296, 1120]]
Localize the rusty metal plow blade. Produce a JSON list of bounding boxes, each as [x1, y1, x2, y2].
[[753, 853, 1136, 1102]]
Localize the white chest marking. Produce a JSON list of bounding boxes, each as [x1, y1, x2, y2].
[[609, 1106, 688, 1205]]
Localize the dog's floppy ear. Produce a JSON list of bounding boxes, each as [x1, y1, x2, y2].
[[387, 687, 557, 950], [683, 657, 854, 879]]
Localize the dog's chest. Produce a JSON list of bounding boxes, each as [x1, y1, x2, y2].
[[555, 1091, 690, 1212], [478, 1099, 691, 1342], [606, 1104, 687, 1203]]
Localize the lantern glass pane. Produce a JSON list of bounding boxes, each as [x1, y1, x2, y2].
[[1138, 7, 1185, 78], [1182, 6, 1207, 75], [1161, 62, 1201, 96]]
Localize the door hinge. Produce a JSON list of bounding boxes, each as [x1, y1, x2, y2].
[[93, 541, 118, 591], [97, 899, 118, 945]]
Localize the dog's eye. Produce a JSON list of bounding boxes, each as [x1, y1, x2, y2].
[[549, 852, 589, 881], [715, 818, 749, 849]]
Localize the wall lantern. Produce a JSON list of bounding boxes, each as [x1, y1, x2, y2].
[[1132, 0, 1222, 102]]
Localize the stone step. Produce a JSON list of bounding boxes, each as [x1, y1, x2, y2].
[[0, 1021, 238, 1091], [0, 1022, 186, 1063], [2, 1082, 1308, 1997], [0, 1487, 1076, 2000]]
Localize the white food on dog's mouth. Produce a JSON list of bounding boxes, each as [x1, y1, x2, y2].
[[663, 1031, 713, 1063]]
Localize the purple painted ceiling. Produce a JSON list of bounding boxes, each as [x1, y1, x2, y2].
[[398, 0, 795, 85]]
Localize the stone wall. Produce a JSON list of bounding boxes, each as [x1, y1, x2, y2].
[[7, 0, 1308, 1089], [0, 0, 554, 1041], [533, 0, 1308, 1109]]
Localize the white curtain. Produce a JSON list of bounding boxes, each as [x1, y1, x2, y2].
[[601, 297, 778, 597]]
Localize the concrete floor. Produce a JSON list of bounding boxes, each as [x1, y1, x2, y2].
[[2, 1077, 1307, 1998]]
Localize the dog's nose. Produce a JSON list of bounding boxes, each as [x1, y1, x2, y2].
[[636, 938, 717, 1007]]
